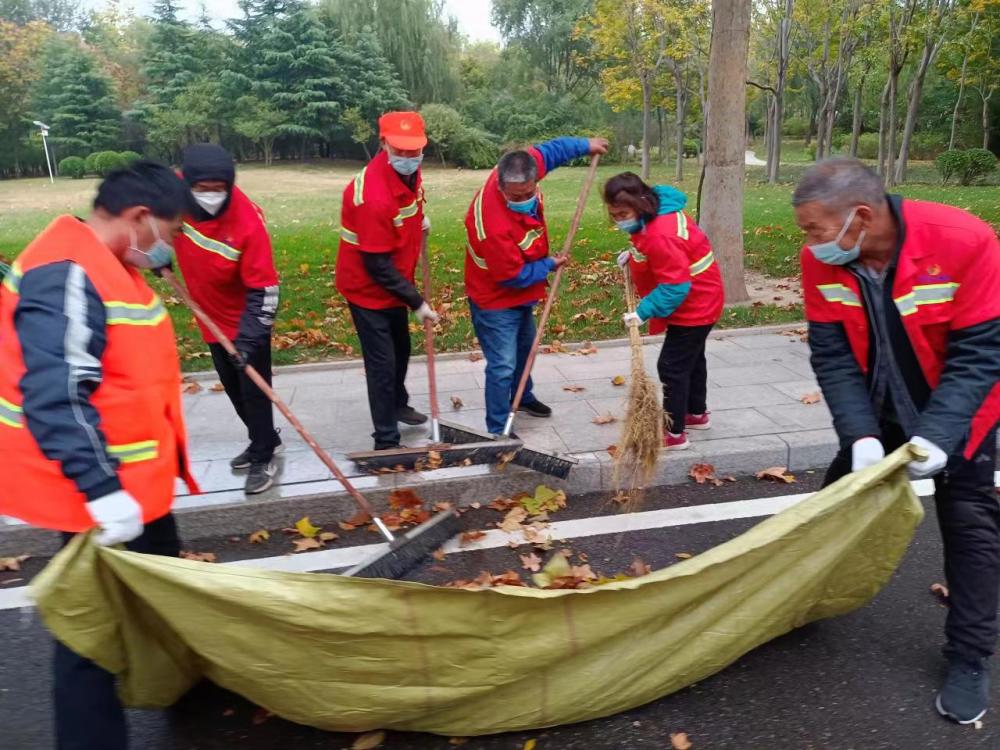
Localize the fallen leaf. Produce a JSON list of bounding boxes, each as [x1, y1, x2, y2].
[[0, 555, 29, 572], [389, 488, 424, 510], [182, 380, 203, 395], [611, 375, 626, 386], [675, 552, 693, 560], [799, 392, 822, 405], [432, 548, 447, 561], [520, 552, 543, 572], [298, 263, 310, 275], [180, 551, 217, 563], [629, 557, 651, 577], [318, 531, 339, 542], [572, 563, 597, 580], [671, 732, 693, 750], [562, 384, 586, 393], [209, 383, 226, 393], [521, 485, 567, 515], [523, 740, 538, 750], [248, 529, 270, 544], [688, 463, 724, 487], [499, 506, 529, 532], [449, 739, 469, 746], [251, 707, 273, 725], [573, 342, 599, 356], [222, 708, 235, 717], [451, 395, 464, 410], [532, 552, 572, 587], [292, 538, 322, 553], [930, 582, 950, 602], [468, 352, 483, 362], [755, 466, 796, 484], [592, 413, 617, 425], [460, 530, 487, 546], [351, 730, 386, 749], [295, 517, 321, 538], [606, 445, 619, 458]]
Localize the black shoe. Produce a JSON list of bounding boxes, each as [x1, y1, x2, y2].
[[397, 406, 428, 426], [936, 656, 991, 724], [491, 432, 519, 440], [230, 432, 283, 471], [245, 460, 276, 495], [517, 399, 552, 418], [374, 442, 407, 451]]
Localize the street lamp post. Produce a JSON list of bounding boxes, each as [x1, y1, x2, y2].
[[33, 121, 54, 184]]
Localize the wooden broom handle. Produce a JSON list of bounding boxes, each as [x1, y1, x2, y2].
[[509, 154, 601, 415], [419, 232, 440, 428], [160, 269, 381, 520]]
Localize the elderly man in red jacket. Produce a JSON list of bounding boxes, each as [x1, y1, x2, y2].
[[795, 157, 1000, 725], [176, 144, 282, 495]]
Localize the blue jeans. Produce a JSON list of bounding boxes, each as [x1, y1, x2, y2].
[[469, 300, 538, 434]]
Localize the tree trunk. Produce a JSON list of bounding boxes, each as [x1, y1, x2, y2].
[[895, 11, 946, 185], [768, 1, 792, 183], [885, 71, 899, 187], [950, 52, 969, 150], [984, 89, 995, 149], [701, 0, 751, 304], [850, 83, 863, 157], [674, 65, 686, 181], [877, 79, 891, 175], [641, 74, 653, 181]]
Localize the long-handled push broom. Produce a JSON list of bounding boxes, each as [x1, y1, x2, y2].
[[437, 155, 602, 480], [612, 264, 664, 510], [160, 269, 458, 579], [346, 235, 523, 473]]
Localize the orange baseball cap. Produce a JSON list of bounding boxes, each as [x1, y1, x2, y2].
[[379, 111, 427, 150]]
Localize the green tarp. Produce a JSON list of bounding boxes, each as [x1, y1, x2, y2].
[[33, 446, 924, 736]]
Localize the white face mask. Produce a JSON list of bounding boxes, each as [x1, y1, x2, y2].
[[194, 191, 228, 216]]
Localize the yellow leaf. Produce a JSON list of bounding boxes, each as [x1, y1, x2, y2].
[[295, 517, 321, 538], [523, 740, 537, 750], [299, 263, 310, 275], [248, 529, 270, 544], [179, 550, 217, 563], [611, 375, 626, 386], [531, 553, 571, 588], [351, 730, 386, 749]]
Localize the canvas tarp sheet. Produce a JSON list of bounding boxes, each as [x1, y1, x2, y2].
[[32, 446, 924, 736]]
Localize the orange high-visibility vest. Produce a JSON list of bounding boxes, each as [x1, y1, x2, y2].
[[0, 216, 199, 532]]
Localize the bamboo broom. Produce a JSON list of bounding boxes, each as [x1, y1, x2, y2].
[[612, 263, 665, 510]]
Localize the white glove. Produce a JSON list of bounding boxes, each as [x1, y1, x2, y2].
[[617, 250, 632, 268], [623, 311, 644, 328], [908, 436, 948, 479], [851, 437, 885, 472], [415, 302, 439, 323], [87, 490, 144, 546], [422, 215, 431, 233]]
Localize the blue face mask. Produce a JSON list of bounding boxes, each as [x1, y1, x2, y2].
[[125, 217, 173, 269], [507, 195, 538, 215], [808, 207, 865, 266], [388, 153, 423, 176], [615, 218, 643, 234]]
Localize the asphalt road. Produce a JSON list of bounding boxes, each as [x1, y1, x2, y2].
[[2, 471, 998, 750]]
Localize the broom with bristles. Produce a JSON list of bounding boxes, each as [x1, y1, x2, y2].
[[612, 263, 665, 510]]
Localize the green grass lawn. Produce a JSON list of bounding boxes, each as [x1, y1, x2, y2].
[[1, 148, 997, 370]]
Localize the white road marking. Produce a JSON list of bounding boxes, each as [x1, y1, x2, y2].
[[2, 472, 997, 612]]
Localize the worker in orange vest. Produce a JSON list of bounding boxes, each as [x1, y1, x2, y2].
[[0, 161, 200, 749]]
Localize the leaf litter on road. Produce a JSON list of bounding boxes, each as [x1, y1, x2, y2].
[[755, 466, 797, 484]]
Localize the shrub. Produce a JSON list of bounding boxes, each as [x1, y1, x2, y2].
[[118, 150, 142, 165], [806, 143, 817, 160], [683, 138, 701, 157], [783, 117, 809, 138], [908, 133, 946, 161], [961, 148, 998, 185], [83, 152, 100, 175], [58, 156, 87, 179], [830, 133, 848, 153], [91, 150, 127, 176], [855, 133, 880, 160]]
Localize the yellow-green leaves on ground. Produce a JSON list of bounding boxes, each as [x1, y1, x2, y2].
[[521, 485, 567, 516], [294, 517, 321, 538]]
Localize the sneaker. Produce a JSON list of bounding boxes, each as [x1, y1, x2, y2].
[[663, 432, 691, 451], [397, 406, 428, 426], [936, 656, 991, 724], [518, 399, 552, 418], [686, 412, 712, 430], [229, 431, 284, 470], [374, 442, 407, 451], [245, 461, 276, 495]]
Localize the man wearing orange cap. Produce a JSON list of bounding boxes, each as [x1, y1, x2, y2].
[[336, 111, 438, 450]]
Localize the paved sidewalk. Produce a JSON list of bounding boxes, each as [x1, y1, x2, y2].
[[2, 324, 843, 552]]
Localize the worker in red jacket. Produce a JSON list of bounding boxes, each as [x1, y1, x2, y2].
[[795, 158, 1000, 725], [336, 111, 438, 450], [603, 172, 724, 449], [176, 144, 282, 495], [464, 136, 608, 435]]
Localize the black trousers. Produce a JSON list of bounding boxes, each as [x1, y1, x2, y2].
[[349, 303, 411, 448], [54, 514, 181, 750], [208, 342, 279, 462], [825, 423, 1000, 661], [657, 323, 713, 432]]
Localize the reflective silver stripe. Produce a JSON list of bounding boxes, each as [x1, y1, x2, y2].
[[894, 293, 918, 317], [340, 227, 359, 245], [628, 247, 647, 263], [182, 224, 241, 262], [0, 396, 23, 428], [2, 262, 22, 295], [676, 212, 689, 240], [107, 440, 159, 464], [353, 167, 367, 207], [689, 250, 715, 276], [65, 264, 117, 481], [259, 285, 279, 327], [894, 283, 959, 317], [466, 242, 488, 270], [817, 284, 862, 307], [473, 188, 487, 241], [518, 229, 544, 252], [104, 297, 168, 326], [393, 200, 419, 227]]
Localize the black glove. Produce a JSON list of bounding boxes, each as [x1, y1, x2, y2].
[[229, 349, 249, 371], [151, 262, 174, 279]]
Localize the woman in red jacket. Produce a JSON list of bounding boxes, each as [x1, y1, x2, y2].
[[603, 172, 725, 449]]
